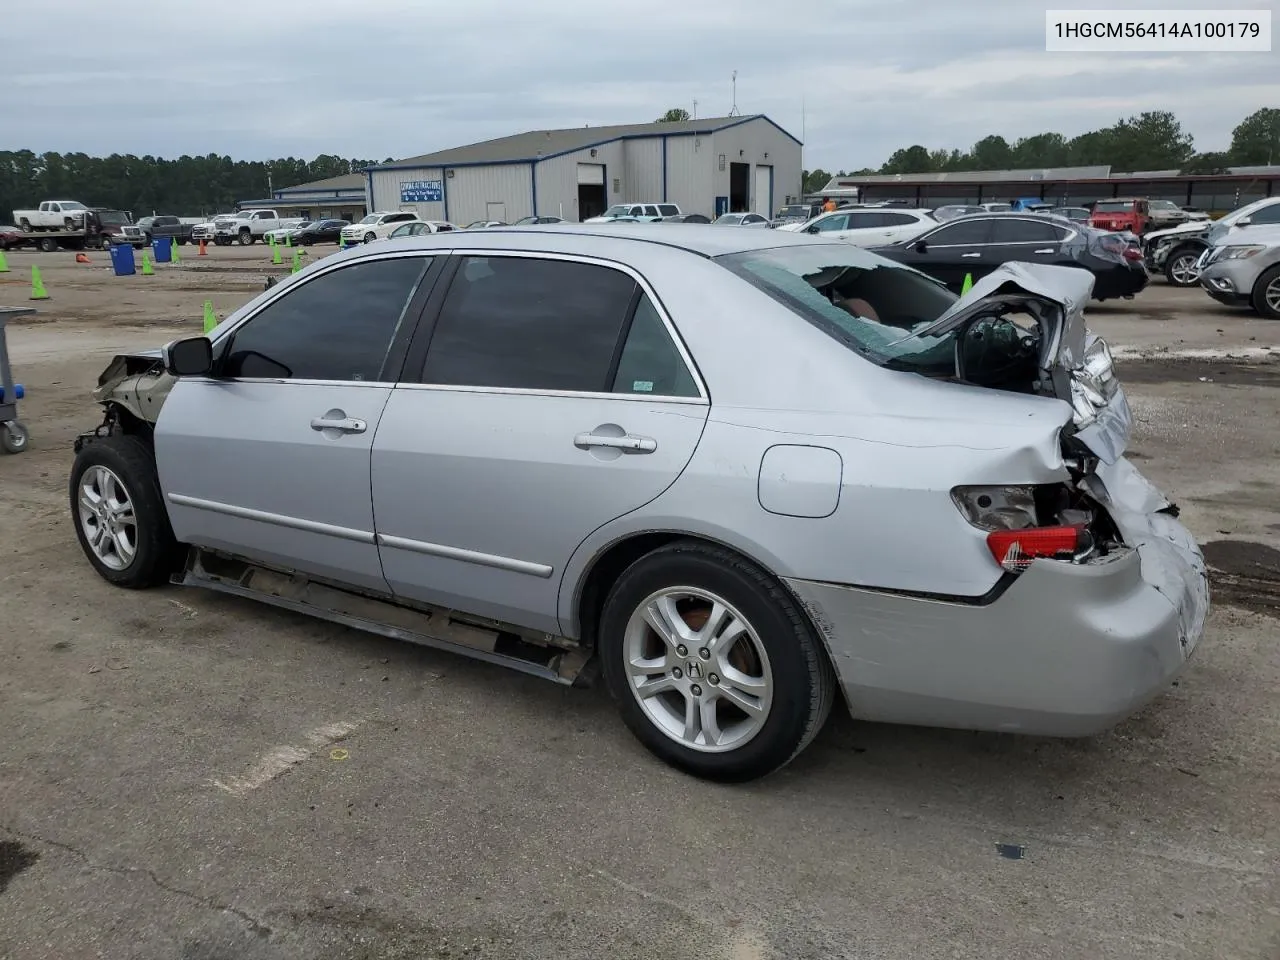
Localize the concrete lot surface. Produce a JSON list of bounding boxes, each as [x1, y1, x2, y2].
[[1, 244, 1277, 960]]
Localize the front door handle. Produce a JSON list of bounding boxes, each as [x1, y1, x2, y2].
[[961, 252, 981, 258], [311, 416, 366, 434], [1033, 247, 1055, 254], [574, 432, 657, 453]]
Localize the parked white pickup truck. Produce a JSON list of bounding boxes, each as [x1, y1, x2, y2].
[[213, 209, 286, 245], [13, 200, 90, 232]]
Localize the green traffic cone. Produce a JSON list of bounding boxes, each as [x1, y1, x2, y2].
[[202, 300, 217, 334], [29, 264, 50, 300], [141, 251, 154, 275], [0, 247, 8, 272], [291, 249, 302, 274], [338, 233, 346, 249], [272, 242, 282, 265], [285, 232, 292, 248], [171, 236, 181, 264], [960, 272, 973, 296]]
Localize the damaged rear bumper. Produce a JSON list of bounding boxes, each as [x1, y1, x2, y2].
[[785, 457, 1208, 737]]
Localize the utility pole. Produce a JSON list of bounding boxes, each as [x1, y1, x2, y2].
[[692, 98, 697, 120]]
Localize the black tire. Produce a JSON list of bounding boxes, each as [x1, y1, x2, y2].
[[238, 229, 253, 246], [598, 540, 836, 782], [19, 219, 31, 232], [1164, 246, 1203, 287], [69, 434, 182, 588], [363, 232, 376, 243], [178, 238, 188, 246], [39, 237, 57, 253], [1252, 265, 1280, 320]]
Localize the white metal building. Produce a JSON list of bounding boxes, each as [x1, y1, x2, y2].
[[238, 172, 369, 221], [365, 115, 802, 225]]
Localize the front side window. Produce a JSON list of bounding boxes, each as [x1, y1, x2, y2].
[[419, 256, 637, 392], [812, 214, 848, 233], [1250, 202, 1280, 225], [222, 256, 430, 381]]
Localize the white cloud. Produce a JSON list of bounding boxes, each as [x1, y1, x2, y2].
[[1, 0, 1275, 169]]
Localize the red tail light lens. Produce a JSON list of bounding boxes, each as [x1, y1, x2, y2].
[[986, 525, 1085, 572], [1122, 247, 1142, 261]]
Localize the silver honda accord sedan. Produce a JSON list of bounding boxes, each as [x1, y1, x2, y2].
[[69, 224, 1208, 781]]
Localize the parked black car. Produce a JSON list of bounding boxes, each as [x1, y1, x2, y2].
[[135, 215, 192, 245], [293, 219, 350, 244], [659, 213, 711, 223], [868, 213, 1149, 301]]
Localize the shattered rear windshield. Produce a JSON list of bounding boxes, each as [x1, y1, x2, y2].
[[716, 244, 961, 373]]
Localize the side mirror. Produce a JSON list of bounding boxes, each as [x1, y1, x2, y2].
[[1236, 216, 1252, 227], [162, 336, 213, 377], [805, 224, 820, 234], [913, 239, 928, 253]]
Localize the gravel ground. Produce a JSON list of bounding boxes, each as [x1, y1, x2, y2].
[[1, 244, 1277, 960]]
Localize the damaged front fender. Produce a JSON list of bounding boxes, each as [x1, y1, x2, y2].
[[93, 349, 173, 425]]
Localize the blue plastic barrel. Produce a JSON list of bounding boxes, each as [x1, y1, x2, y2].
[[151, 238, 172, 263], [0, 384, 24, 401], [109, 242, 135, 276]]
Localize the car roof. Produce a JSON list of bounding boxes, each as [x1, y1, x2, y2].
[[348, 222, 833, 259]]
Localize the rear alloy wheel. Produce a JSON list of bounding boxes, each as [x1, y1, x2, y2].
[[1253, 265, 1280, 320], [1165, 247, 1203, 287], [599, 541, 835, 782]]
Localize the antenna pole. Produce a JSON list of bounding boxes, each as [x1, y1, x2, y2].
[[729, 70, 740, 116]]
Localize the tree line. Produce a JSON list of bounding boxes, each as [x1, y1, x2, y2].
[[803, 106, 1280, 194], [0, 153, 387, 222]]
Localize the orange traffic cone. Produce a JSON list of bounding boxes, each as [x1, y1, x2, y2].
[[75, 252, 91, 264], [198, 239, 207, 256]]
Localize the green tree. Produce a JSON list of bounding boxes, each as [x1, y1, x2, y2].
[[803, 168, 831, 193], [1183, 151, 1231, 175], [880, 145, 934, 174], [1011, 133, 1070, 168], [656, 108, 691, 122], [1107, 111, 1194, 169], [969, 134, 1013, 169], [1229, 107, 1280, 165]]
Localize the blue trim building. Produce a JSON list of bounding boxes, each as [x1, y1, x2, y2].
[[364, 114, 802, 225]]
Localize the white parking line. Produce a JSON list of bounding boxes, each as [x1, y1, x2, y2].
[[213, 719, 362, 797]]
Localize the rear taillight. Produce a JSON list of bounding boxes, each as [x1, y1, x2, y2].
[[1122, 247, 1142, 261], [986, 525, 1089, 572]]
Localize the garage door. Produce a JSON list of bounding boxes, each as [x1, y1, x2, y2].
[[577, 163, 605, 186], [754, 165, 773, 217]]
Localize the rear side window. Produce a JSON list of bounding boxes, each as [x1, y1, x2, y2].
[[222, 257, 429, 381], [881, 213, 920, 226], [657, 205, 679, 217], [419, 256, 637, 392], [845, 212, 886, 228], [611, 297, 699, 398]]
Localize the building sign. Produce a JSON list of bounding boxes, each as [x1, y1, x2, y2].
[[400, 179, 443, 203]]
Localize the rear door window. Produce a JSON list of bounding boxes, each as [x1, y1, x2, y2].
[[418, 256, 638, 392], [1250, 202, 1280, 225], [925, 219, 993, 245], [990, 219, 1060, 243], [611, 296, 700, 398], [845, 212, 887, 229]]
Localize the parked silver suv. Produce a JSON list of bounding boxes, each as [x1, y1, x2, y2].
[[68, 226, 1208, 781], [1199, 225, 1280, 319]]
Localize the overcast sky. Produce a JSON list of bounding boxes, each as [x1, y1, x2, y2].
[[4, 0, 1276, 170]]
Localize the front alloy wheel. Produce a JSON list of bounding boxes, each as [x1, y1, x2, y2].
[[1165, 249, 1202, 287], [1254, 265, 1280, 320], [77, 464, 138, 571]]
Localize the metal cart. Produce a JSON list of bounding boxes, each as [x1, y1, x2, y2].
[[0, 306, 34, 453]]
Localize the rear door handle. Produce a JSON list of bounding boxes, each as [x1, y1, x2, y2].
[[574, 432, 657, 453], [311, 416, 366, 434], [961, 252, 981, 258], [1033, 248, 1055, 254]]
